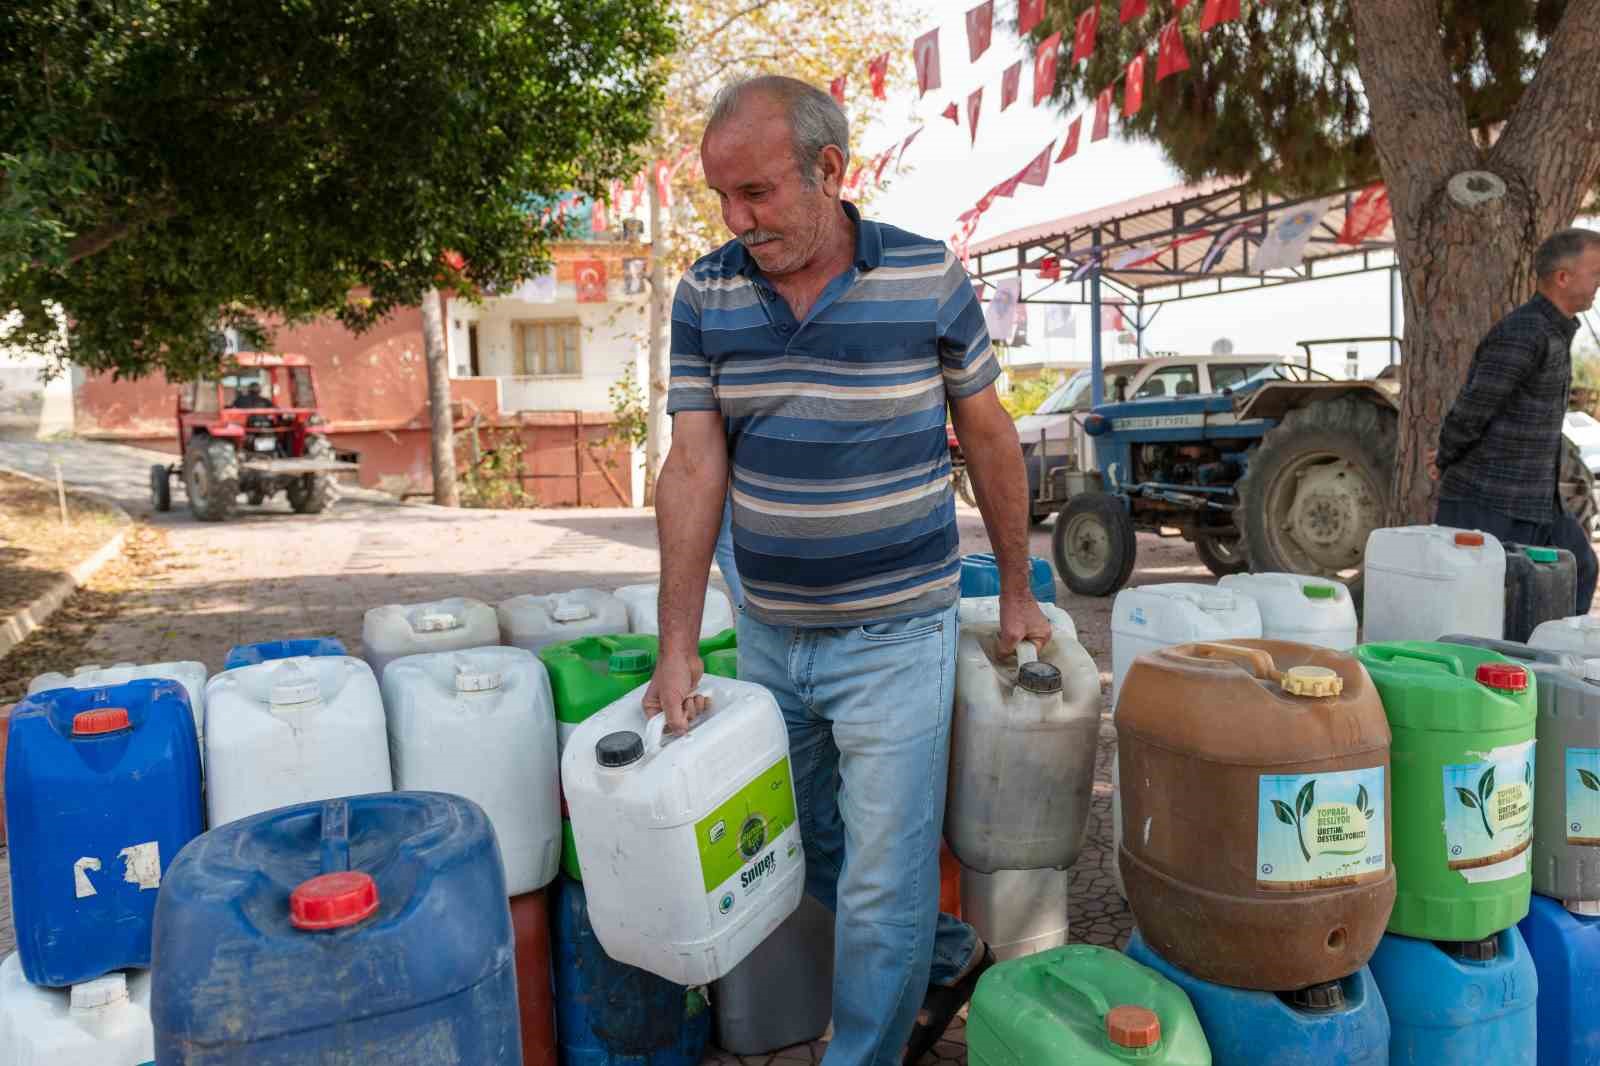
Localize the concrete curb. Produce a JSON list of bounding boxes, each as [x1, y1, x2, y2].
[[0, 464, 133, 661]]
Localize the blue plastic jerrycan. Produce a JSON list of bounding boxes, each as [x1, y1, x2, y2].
[[960, 553, 1057, 604], [1519, 893, 1600, 1066], [1368, 928, 1538, 1066], [6, 678, 202, 987], [1125, 929, 1389, 1066], [551, 876, 710, 1066], [222, 637, 348, 670], [151, 792, 520, 1064]]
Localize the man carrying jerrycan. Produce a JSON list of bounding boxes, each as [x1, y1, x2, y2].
[[641, 75, 1053, 1066], [1429, 227, 1600, 615]]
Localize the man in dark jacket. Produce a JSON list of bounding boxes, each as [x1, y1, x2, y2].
[[1431, 227, 1600, 614]]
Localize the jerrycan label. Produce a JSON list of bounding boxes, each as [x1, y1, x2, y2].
[[1442, 740, 1535, 877], [695, 755, 800, 918], [1258, 767, 1387, 890], [1567, 748, 1600, 845]]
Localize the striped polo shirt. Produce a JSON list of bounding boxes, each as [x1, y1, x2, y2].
[[667, 202, 1000, 628]]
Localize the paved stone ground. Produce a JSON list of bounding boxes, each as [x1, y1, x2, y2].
[[0, 436, 1214, 1063]]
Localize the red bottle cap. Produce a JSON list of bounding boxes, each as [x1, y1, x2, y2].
[[1106, 1005, 1162, 1049], [71, 708, 130, 736], [1454, 531, 1485, 547], [289, 872, 380, 931], [1476, 662, 1529, 692]]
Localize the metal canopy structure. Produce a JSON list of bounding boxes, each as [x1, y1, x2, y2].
[[966, 177, 1400, 405]]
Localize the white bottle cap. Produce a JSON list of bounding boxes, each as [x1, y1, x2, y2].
[[70, 973, 128, 1012], [269, 662, 320, 706], [1200, 591, 1236, 612], [551, 598, 593, 623], [455, 663, 503, 693], [413, 610, 463, 633], [1565, 898, 1600, 917]]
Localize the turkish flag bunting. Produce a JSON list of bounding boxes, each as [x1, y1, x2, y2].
[[1038, 256, 1061, 280], [1017, 0, 1045, 35], [830, 76, 846, 105], [914, 29, 942, 96], [868, 53, 890, 99], [1124, 53, 1146, 116], [1175, 0, 1193, 7], [990, 173, 1022, 199], [873, 148, 896, 185], [1032, 31, 1062, 106], [1119, 0, 1148, 23], [966, 1, 994, 62], [1157, 19, 1191, 81], [1015, 142, 1053, 187], [1054, 115, 1082, 162], [1001, 60, 1022, 110], [1201, 0, 1241, 30], [631, 172, 646, 211], [897, 126, 924, 168], [1071, 6, 1098, 65], [590, 197, 608, 234], [942, 101, 960, 124], [654, 159, 672, 209], [967, 88, 984, 144], [1091, 86, 1112, 140]]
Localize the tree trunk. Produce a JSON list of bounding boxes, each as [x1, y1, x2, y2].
[[1351, 0, 1600, 524], [644, 167, 671, 506], [421, 287, 460, 507]]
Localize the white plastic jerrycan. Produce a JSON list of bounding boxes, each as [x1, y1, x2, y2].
[[203, 656, 392, 828], [614, 584, 735, 640], [561, 674, 803, 986], [361, 597, 499, 683], [947, 623, 1101, 874], [497, 589, 629, 655], [1219, 573, 1359, 650], [29, 661, 207, 756], [957, 595, 1079, 643], [1111, 584, 1262, 704], [958, 864, 1070, 962], [0, 953, 152, 1066], [1362, 525, 1506, 643], [1529, 614, 1600, 659], [381, 646, 561, 896]]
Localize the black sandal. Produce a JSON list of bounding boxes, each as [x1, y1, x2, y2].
[[903, 945, 996, 1064]]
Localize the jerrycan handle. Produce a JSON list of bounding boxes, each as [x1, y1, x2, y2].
[[642, 693, 717, 753], [1015, 641, 1040, 666], [319, 799, 352, 874], [1361, 644, 1465, 676], [1181, 642, 1281, 683], [1039, 963, 1114, 1021]]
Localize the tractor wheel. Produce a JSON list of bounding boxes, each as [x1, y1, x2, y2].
[[952, 466, 977, 508], [183, 437, 239, 522], [149, 465, 172, 513], [1560, 437, 1597, 536], [1052, 492, 1138, 597], [1195, 533, 1250, 577], [287, 435, 336, 515], [1236, 395, 1397, 605]]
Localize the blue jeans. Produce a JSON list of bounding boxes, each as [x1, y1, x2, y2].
[[736, 601, 979, 1066], [1436, 495, 1598, 614], [714, 493, 743, 610]]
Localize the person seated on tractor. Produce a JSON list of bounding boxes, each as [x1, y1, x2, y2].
[[229, 381, 274, 409]]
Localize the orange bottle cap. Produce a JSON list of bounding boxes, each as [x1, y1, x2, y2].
[[1106, 1005, 1162, 1049]]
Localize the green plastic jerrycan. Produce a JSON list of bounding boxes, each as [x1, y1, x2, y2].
[[700, 627, 738, 680], [1355, 641, 1537, 940], [968, 945, 1210, 1066]]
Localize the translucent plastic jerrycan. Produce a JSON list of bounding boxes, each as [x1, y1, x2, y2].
[[1118, 641, 1394, 991], [1126, 930, 1390, 1066], [1368, 928, 1537, 1066], [957, 595, 1078, 643], [497, 588, 629, 655], [1503, 544, 1578, 644], [948, 620, 1101, 873], [1111, 584, 1262, 703], [1356, 641, 1537, 941], [1218, 573, 1358, 650], [29, 660, 207, 757], [203, 656, 392, 829], [0, 954, 153, 1066], [960, 863, 1070, 962], [223, 637, 347, 671], [381, 646, 560, 896], [615, 583, 734, 640], [1363, 526, 1507, 643], [561, 675, 803, 985], [967, 944, 1212, 1066], [1530, 614, 1600, 659], [360, 597, 499, 683], [1518, 893, 1600, 1066], [1440, 633, 1600, 906]]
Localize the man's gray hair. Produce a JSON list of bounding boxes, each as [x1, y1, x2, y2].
[[708, 75, 850, 188], [1534, 227, 1600, 279]]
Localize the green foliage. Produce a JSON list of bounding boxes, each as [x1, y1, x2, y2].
[[456, 424, 535, 509], [1030, 0, 1570, 195], [606, 363, 649, 452], [0, 0, 676, 380], [999, 369, 1062, 418]]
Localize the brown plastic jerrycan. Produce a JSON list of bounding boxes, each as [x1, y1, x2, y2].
[[1117, 639, 1395, 991]]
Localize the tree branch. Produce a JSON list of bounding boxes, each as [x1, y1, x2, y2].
[[685, 0, 784, 50]]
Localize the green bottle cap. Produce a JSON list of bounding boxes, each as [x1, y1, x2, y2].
[[608, 648, 654, 674], [1302, 584, 1337, 600], [1525, 547, 1560, 564]]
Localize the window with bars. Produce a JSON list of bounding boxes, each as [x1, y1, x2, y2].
[[514, 320, 582, 376]]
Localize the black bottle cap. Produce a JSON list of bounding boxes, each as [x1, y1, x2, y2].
[[596, 730, 644, 768]]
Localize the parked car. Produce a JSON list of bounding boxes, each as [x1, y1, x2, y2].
[[1565, 411, 1600, 475]]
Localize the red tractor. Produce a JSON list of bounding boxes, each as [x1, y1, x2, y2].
[[149, 353, 360, 521]]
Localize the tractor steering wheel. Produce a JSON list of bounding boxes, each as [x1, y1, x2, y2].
[[1269, 362, 1338, 383]]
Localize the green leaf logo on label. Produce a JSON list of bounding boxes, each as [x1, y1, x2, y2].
[[1579, 768, 1600, 793]]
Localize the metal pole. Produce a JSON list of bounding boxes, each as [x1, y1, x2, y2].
[[1090, 228, 1104, 406]]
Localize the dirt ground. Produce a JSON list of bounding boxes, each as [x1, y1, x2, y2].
[[0, 472, 127, 625]]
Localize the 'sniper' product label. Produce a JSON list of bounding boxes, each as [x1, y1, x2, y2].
[[1258, 767, 1387, 890], [1567, 747, 1600, 845], [696, 756, 800, 919], [1442, 740, 1535, 878]]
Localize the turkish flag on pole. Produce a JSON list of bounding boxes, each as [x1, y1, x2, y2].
[[1015, 143, 1054, 187], [967, 88, 984, 145], [966, 1, 994, 62], [830, 76, 846, 105], [1091, 86, 1113, 140], [1017, 0, 1045, 35], [1339, 185, 1393, 245], [1201, 0, 1241, 30], [1001, 61, 1022, 110], [942, 101, 960, 124], [868, 53, 890, 99], [914, 29, 942, 96], [1120, 0, 1148, 23], [1157, 19, 1191, 81], [1054, 115, 1082, 162], [1071, 6, 1098, 64], [1124, 53, 1147, 116], [1032, 31, 1062, 106]]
